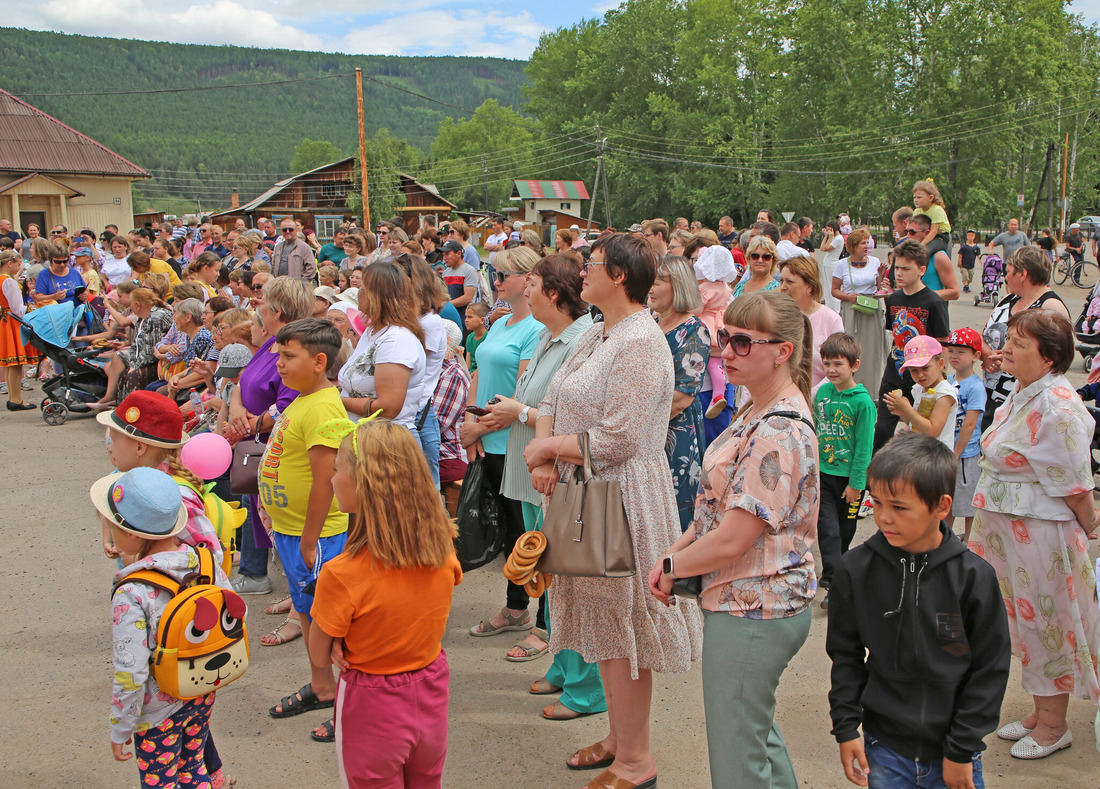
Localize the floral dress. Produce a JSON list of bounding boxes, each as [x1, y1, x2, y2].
[[661, 315, 710, 531], [539, 310, 703, 678], [692, 395, 820, 618], [971, 372, 1100, 702]]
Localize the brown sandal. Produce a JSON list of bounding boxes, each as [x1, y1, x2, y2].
[[567, 741, 615, 771], [260, 615, 302, 646], [583, 768, 657, 789], [529, 677, 562, 695], [543, 701, 594, 721]]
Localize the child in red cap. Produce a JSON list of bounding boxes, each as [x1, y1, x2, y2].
[[942, 328, 986, 543]]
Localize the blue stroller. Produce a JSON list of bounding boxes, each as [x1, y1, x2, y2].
[[14, 302, 108, 425]]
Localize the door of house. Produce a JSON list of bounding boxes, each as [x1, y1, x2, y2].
[[315, 215, 343, 243], [19, 211, 46, 238]]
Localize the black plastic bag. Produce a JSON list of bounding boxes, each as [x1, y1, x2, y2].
[[453, 455, 503, 571]]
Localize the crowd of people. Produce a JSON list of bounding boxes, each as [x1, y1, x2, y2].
[[1, 194, 1097, 789]]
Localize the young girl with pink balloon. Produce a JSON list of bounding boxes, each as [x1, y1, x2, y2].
[[97, 389, 237, 789]]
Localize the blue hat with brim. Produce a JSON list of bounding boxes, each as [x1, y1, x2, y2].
[[90, 468, 187, 539]]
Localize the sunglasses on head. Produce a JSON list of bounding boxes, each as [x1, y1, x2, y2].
[[749, 252, 774, 261], [716, 328, 784, 356]]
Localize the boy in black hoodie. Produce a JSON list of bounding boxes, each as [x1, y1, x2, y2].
[[826, 432, 1010, 789]]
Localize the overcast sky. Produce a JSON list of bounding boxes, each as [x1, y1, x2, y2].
[[3, 1, 1097, 60]]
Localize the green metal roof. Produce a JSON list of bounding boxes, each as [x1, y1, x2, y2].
[[511, 180, 589, 200]]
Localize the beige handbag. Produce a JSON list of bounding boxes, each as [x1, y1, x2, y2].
[[537, 432, 636, 578]]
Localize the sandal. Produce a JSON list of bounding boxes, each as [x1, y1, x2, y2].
[[268, 683, 334, 719], [260, 615, 301, 646], [529, 677, 562, 695], [209, 769, 237, 789], [310, 717, 336, 743], [506, 627, 549, 662], [469, 607, 531, 637], [264, 594, 292, 615], [567, 741, 616, 771], [543, 700, 594, 721], [583, 768, 657, 789]]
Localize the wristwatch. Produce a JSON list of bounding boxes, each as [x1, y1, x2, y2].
[[662, 554, 677, 578], [518, 405, 531, 424]]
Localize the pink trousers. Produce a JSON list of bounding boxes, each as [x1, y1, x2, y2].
[[335, 651, 450, 789]]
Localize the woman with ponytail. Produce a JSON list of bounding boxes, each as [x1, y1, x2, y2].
[[649, 291, 820, 789]]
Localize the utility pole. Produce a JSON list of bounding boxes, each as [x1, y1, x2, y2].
[[1018, 146, 1025, 227], [355, 68, 371, 229], [1060, 132, 1069, 240], [1027, 143, 1053, 231], [599, 130, 612, 229], [586, 123, 603, 235], [481, 154, 489, 211]]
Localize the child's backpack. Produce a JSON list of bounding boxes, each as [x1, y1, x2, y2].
[[172, 476, 247, 576], [113, 546, 250, 700]]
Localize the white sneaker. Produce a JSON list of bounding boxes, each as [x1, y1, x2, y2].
[[231, 575, 272, 595]]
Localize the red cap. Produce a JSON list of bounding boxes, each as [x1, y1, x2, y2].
[[943, 327, 983, 356], [96, 391, 188, 448]]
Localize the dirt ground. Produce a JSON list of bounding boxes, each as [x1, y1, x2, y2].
[[2, 275, 1097, 788]]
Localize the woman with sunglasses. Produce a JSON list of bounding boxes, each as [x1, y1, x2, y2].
[[830, 226, 888, 392], [650, 291, 819, 789], [732, 236, 780, 299], [525, 234, 701, 789], [34, 245, 85, 306]]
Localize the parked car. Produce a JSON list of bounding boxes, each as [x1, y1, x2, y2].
[[1076, 216, 1100, 235]]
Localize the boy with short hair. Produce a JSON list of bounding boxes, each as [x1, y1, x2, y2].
[[261, 318, 349, 734], [942, 328, 987, 543], [813, 332, 876, 608], [827, 432, 1010, 789], [464, 302, 490, 371], [874, 238, 951, 452]]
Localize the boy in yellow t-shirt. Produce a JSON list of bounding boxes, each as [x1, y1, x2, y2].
[[261, 317, 350, 729]]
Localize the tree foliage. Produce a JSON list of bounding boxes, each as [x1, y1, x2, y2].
[[346, 129, 422, 224], [524, 0, 1100, 227], [290, 139, 343, 173]]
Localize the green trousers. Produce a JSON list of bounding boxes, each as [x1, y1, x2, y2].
[[701, 608, 811, 789], [521, 501, 606, 714]]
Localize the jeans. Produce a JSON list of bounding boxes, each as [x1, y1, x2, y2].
[[864, 735, 984, 789], [237, 494, 269, 579], [415, 404, 441, 490]]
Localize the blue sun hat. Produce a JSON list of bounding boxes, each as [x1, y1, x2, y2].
[[90, 467, 187, 538]]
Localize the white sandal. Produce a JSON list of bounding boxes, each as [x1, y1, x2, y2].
[[1010, 731, 1072, 759]]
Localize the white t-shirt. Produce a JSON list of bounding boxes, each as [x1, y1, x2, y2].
[[832, 258, 879, 295], [418, 312, 447, 410], [776, 239, 803, 262], [338, 325, 427, 430], [907, 379, 958, 450], [821, 234, 845, 267], [486, 232, 508, 264], [101, 255, 133, 287]]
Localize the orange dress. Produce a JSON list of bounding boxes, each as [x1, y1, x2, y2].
[[0, 273, 37, 367]]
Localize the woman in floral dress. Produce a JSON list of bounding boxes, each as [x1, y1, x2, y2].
[[648, 256, 709, 531], [971, 309, 1100, 760], [526, 234, 702, 789]]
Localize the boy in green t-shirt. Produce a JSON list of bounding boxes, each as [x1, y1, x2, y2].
[[814, 332, 876, 608], [261, 318, 349, 737], [464, 302, 490, 371]]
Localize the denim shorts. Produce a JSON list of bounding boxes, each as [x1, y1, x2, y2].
[[272, 530, 348, 621], [864, 734, 983, 789]]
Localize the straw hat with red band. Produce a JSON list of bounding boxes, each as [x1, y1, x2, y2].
[[96, 391, 189, 448]]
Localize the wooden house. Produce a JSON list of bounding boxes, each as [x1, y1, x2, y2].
[[393, 173, 456, 234], [212, 158, 355, 241]]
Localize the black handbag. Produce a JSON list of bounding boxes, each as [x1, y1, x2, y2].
[[229, 436, 266, 495], [453, 455, 503, 572]]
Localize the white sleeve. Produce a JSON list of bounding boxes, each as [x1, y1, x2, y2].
[[2, 277, 24, 317]]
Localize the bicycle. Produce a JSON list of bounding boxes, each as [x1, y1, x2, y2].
[[1054, 250, 1100, 289]]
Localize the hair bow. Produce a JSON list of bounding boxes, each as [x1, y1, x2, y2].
[[318, 409, 383, 456]]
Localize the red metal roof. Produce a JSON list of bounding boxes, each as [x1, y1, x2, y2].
[[511, 180, 589, 200], [0, 89, 148, 178]]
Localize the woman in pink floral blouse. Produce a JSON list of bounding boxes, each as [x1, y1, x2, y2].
[[971, 309, 1100, 760], [649, 291, 819, 789]]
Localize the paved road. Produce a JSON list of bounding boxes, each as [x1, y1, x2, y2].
[[1, 272, 1096, 788]]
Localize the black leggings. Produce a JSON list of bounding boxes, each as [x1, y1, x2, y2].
[[480, 452, 529, 612]]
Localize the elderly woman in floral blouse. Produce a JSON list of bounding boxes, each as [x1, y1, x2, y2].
[[971, 309, 1100, 760]]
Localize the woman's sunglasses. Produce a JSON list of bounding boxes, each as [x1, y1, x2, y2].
[[749, 252, 774, 261], [716, 328, 784, 356]]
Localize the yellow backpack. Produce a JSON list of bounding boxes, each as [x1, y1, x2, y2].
[[113, 546, 250, 700], [172, 476, 247, 576]]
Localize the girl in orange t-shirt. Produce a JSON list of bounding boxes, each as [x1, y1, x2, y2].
[[310, 417, 462, 785]]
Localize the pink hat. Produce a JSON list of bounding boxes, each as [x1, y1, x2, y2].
[[900, 335, 943, 369]]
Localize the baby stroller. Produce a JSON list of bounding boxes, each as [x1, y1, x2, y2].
[[1074, 283, 1100, 372], [973, 253, 1003, 307], [13, 302, 109, 425]]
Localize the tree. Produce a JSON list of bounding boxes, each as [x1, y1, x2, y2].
[[346, 129, 422, 224], [290, 138, 343, 174]]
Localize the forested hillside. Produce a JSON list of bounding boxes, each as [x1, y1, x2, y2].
[[0, 28, 526, 209]]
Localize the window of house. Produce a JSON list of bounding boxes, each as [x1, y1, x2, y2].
[[322, 181, 348, 199], [560, 202, 571, 210], [315, 215, 342, 243]]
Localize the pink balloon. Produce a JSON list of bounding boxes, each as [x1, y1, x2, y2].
[[179, 432, 233, 480]]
